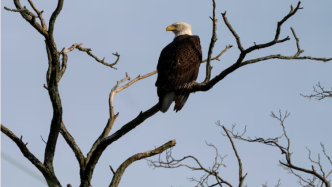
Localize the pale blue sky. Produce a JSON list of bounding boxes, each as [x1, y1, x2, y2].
[[1, 0, 332, 186]]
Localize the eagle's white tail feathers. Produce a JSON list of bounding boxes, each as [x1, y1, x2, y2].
[[160, 91, 175, 113]]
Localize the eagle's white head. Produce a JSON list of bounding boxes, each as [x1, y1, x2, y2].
[[166, 22, 192, 38]]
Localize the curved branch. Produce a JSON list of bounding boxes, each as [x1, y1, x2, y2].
[[60, 122, 85, 174], [221, 11, 244, 52], [245, 2, 303, 53], [7, 0, 64, 178], [48, 0, 64, 36], [109, 140, 176, 187], [222, 126, 247, 187], [76, 45, 120, 69]]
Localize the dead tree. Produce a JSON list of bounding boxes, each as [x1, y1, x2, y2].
[[1, 0, 331, 187]]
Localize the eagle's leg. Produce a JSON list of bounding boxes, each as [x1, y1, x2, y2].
[[160, 91, 175, 113]]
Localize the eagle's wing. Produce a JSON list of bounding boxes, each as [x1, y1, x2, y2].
[[156, 35, 202, 112]]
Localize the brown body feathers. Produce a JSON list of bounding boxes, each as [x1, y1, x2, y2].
[[155, 34, 202, 112]]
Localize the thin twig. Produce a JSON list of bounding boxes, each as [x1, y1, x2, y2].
[[40, 135, 46, 144], [301, 82, 332, 100], [109, 165, 116, 175], [202, 45, 233, 63]]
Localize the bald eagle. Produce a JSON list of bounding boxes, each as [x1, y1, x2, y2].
[[155, 22, 202, 113]]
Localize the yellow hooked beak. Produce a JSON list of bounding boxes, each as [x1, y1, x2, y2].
[[166, 25, 176, 32]]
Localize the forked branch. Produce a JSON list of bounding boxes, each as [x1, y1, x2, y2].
[[202, 44, 233, 63], [301, 82, 332, 100], [84, 70, 159, 185], [241, 27, 331, 67], [190, 1, 331, 94], [27, 0, 47, 29], [147, 141, 232, 187], [224, 110, 331, 187], [109, 140, 176, 187], [4, 1, 48, 36]]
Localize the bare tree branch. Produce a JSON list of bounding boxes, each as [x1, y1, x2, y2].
[[41, 135, 47, 144], [109, 165, 116, 175], [4, 0, 65, 181], [76, 45, 120, 69], [1, 124, 62, 187], [203, 0, 218, 84], [202, 44, 233, 63], [4, 0, 331, 187], [59, 122, 85, 175], [45, 40, 52, 89], [221, 11, 244, 52], [146, 141, 232, 187], [190, 1, 330, 94], [48, 0, 63, 36], [222, 126, 247, 187], [225, 111, 331, 187], [321, 143, 332, 180], [27, 0, 47, 29], [5, 1, 48, 36], [301, 82, 332, 100], [1, 124, 46, 173], [86, 73, 131, 163], [109, 140, 176, 187], [83, 70, 158, 186], [87, 70, 156, 156], [245, 2, 303, 53], [57, 43, 83, 82], [241, 28, 331, 67], [82, 2, 331, 186], [41, 0, 65, 174], [262, 179, 281, 187]]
